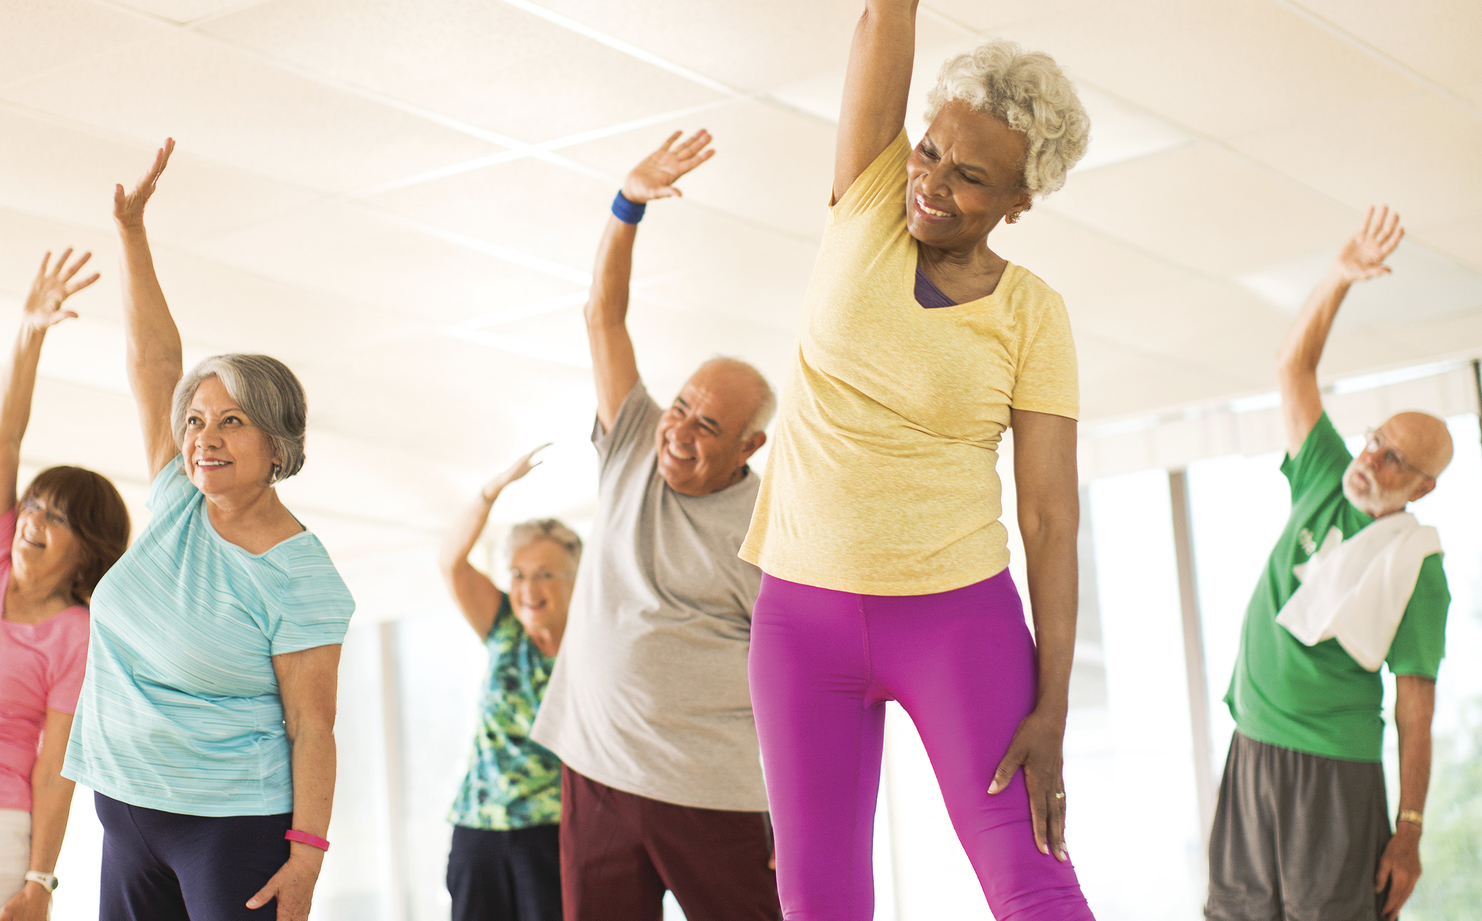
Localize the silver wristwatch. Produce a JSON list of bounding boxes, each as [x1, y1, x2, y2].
[[24, 871, 58, 892]]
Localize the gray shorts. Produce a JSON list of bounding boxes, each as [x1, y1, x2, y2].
[[1206, 732, 1392, 921]]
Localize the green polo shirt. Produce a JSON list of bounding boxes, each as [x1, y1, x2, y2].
[[1225, 413, 1448, 762]]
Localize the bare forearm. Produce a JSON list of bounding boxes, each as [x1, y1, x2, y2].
[[438, 485, 501, 573], [835, 0, 918, 199], [0, 326, 44, 454], [1277, 266, 1350, 379], [1395, 677, 1435, 817], [586, 217, 637, 331], [288, 723, 335, 853], [117, 224, 182, 383], [1021, 522, 1078, 718], [26, 769, 75, 874]]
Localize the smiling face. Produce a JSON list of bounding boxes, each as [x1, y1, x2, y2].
[[906, 100, 1034, 254], [11, 492, 85, 596], [508, 537, 576, 630], [654, 362, 766, 497], [182, 376, 280, 496]]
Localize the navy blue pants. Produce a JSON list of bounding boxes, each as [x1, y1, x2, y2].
[[96, 793, 291, 921], [447, 824, 562, 921]]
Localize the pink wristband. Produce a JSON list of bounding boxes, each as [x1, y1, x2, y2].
[[284, 829, 330, 852]]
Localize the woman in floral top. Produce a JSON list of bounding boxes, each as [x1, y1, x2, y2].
[[438, 445, 581, 921]]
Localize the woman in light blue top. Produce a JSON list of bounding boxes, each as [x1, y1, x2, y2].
[[61, 140, 354, 921]]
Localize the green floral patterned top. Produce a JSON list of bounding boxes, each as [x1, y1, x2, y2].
[[448, 597, 562, 830]]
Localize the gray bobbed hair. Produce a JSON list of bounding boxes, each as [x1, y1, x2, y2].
[[172, 353, 308, 484], [506, 519, 582, 575], [925, 40, 1091, 198]]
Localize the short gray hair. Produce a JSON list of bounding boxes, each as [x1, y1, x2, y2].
[[925, 40, 1090, 198], [172, 354, 308, 484], [699, 356, 776, 439], [506, 519, 582, 574]]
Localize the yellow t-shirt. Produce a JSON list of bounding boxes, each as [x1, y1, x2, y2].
[[740, 131, 1078, 596]]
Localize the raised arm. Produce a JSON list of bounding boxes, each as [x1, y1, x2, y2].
[[438, 445, 547, 640], [834, 0, 919, 202], [586, 130, 714, 430], [991, 409, 1079, 863], [0, 250, 99, 510], [114, 140, 184, 480], [1276, 206, 1403, 457]]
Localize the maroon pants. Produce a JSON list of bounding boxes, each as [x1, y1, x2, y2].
[[560, 767, 781, 921]]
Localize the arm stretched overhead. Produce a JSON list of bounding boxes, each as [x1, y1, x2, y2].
[[1276, 206, 1403, 457], [834, 0, 919, 203]]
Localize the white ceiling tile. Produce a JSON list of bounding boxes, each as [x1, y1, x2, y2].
[[2, 32, 503, 192], [560, 99, 836, 239], [631, 235, 820, 333], [187, 201, 581, 323], [110, 0, 275, 25], [1004, 0, 1421, 139], [519, 0, 861, 92], [203, 0, 722, 143], [1228, 93, 1482, 251], [1041, 141, 1358, 278], [0, 0, 169, 87], [0, 108, 315, 245], [1290, 0, 1482, 103], [922, 0, 1113, 33]]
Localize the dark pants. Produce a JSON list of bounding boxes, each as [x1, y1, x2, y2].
[[1206, 732, 1392, 921], [448, 824, 562, 921], [560, 767, 780, 921], [96, 792, 291, 921]]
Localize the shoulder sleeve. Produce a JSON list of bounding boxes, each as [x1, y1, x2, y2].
[[45, 610, 91, 715], [832, 130, 912, 221], [1386, 553, 1449, 678], [593, 380, 662, 471], [146, 455, 198, 515], [484, 594, 514, 653], [267, 541, 356, 656], [1279, 412, 1352, 501], [1010, 289, 1078, 419]]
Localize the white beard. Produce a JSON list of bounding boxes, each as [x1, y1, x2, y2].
[[1341, 457, 1412, 517]]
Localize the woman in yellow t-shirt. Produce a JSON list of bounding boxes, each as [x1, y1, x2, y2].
[[740, 2, 1094, 917]]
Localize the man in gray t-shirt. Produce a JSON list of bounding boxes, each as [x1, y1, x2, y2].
[[530, 130, 780, 920]]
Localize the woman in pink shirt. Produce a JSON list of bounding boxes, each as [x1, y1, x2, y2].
[[0, 250, 130, 920]]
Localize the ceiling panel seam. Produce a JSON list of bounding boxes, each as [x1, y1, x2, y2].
[[1271, 0, 1482, 123]]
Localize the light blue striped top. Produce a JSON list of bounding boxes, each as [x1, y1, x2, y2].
[[62, 457, 355, 816]]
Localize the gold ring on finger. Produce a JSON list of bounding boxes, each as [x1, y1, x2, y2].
[[1054, 791, 1066, 799]]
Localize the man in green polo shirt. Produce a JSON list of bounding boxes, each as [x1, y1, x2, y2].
[[1206, 207, 1454, 921]]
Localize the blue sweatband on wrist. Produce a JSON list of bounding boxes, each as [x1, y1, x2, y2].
[[611, 190, 647, 224]]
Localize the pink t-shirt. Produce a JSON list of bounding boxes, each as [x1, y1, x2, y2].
[[0, 508, 90, 811]]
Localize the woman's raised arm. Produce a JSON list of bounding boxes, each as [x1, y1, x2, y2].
[[834, 0, 919, 203], [0, 250, 98, 510], [113, 140, 183, 480]]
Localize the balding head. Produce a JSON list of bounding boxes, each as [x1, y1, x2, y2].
[[1342, 410, 1451, 517], [1382, 411, 1453, 479], [654, 357, 774, 496]]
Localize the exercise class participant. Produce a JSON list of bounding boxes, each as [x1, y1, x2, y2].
[[740, 1, 1096, 918], [0, 249, 130, 919], [62, 140, 355, 921], [1207, 207, 1451, 921], [440, 444, 580, 921], [531, 130, 780, 921]]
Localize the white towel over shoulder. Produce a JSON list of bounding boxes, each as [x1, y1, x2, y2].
[[1276, 512, 1441, 672]]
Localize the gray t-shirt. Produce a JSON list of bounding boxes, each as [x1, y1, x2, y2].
[[531, 382, 767, 812]]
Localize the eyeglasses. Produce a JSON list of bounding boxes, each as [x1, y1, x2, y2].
[[1362, 429, 1432, 480], [20, 496, 70, 529]]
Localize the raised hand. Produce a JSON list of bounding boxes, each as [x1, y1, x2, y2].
[[481, 443, 552, 502], [114, 138, 175, 229], [1335, 205, 1404, 283], [23, 249, 99, 331], [621, 130, 714, 204]]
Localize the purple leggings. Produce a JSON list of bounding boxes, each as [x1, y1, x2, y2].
[[749, 570, 1094, 921]]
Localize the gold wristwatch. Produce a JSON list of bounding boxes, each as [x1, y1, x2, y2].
[[1397, 809, 1423, 829]]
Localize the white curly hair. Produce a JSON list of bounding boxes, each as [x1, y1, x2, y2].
[[925, 40, 1090, 199]]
